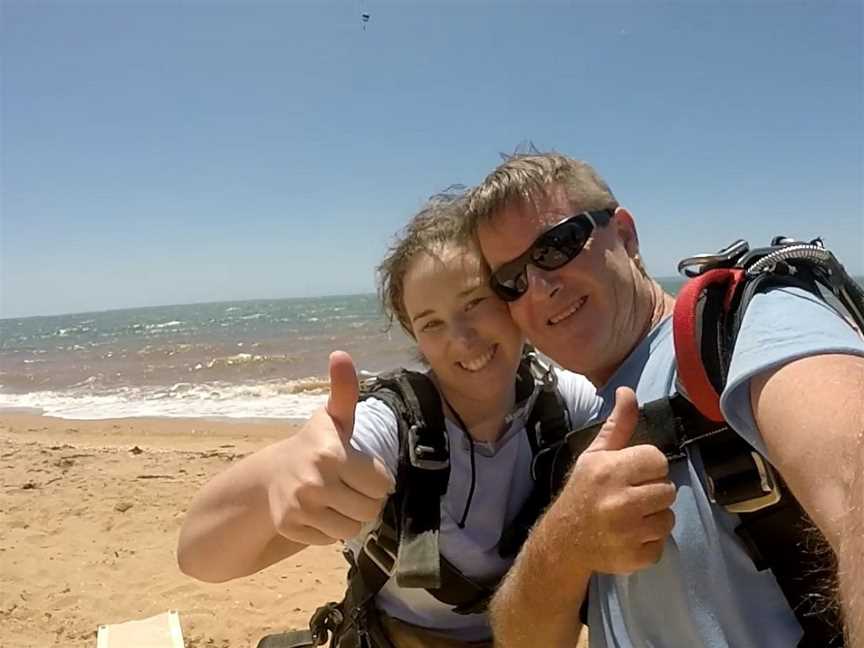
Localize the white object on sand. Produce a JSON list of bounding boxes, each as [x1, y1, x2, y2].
[[96, 610, 184, 648]]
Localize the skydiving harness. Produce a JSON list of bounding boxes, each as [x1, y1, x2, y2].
[[562, 236, 864, 648], [256, 350, 573, 648]]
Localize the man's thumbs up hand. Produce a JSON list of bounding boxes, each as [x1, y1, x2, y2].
[[584, 386, 640, 454], [555, 387, 678, 574]]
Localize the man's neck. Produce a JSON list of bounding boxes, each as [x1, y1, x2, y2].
[[589, 279, 675, 388]]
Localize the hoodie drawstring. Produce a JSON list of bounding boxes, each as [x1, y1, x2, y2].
[[440, 394, 476, 529]]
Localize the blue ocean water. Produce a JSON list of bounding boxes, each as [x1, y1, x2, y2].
[[3, 275, 859, 420], [0, 294, 416, 420]]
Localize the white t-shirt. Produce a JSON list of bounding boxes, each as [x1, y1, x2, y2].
[[347, 368, 601, 640]]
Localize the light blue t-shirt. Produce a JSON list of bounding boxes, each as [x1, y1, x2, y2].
[[588, 286, 864, 648], [347, 368, 601, 640]]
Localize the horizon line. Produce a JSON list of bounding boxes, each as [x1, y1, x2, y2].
[[7, 273, 862, 321]]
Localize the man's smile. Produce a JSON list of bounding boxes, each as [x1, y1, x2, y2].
[[548, 296, 588, 326]]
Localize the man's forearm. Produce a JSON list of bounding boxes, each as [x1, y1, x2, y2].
[[490, 507, 590, 647], [840, 427, 864, 647]]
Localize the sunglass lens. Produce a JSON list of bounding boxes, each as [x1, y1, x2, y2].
[[490, 213, 596, 302], [532, 245, 573, 268], [532, 221, 590, 269], [491, 270, 527, 302]]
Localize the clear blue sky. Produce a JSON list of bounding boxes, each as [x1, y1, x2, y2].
[[2, 1, 862, 318]]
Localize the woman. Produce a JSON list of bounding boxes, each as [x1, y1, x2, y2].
[[177, 193, 601, 647]]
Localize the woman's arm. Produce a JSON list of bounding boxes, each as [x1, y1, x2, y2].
[[177, 352, 395, 583], [176, 432, 311, 582]]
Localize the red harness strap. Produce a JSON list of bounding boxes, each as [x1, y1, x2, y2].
[[672, 267, 745, 423]]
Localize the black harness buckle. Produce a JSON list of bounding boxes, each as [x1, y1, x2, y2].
[[407, 423, 449, 471], [309, 601, 344, 646], [705, 449, 782, 514]]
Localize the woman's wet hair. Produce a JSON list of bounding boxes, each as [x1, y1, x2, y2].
[[377, 188, 473, 338]]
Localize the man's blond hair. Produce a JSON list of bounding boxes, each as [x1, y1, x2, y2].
[[466, 153, 619, 229]]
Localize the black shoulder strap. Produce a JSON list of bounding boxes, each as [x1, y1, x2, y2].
[[354, 370, 495, 614], [498, 359, 573, 559], [391, 371, 450, 589], [359, 370, 450, 590]]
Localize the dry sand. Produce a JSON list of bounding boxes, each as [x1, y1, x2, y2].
[[0, 415, 345, 648], [1, 414, 589, 648]]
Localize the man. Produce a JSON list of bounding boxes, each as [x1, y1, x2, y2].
[[465, 153, 864, 647]]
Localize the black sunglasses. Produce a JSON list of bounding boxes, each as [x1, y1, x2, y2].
[[489, 209, 614, 302]]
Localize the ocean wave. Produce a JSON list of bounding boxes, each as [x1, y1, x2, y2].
[[55, 326, 92, 337], [191, 353, 298, 371], [146, 320, 184, 330], [57, 344, 87, 352], [135, 343, 206, 358], [0, 377, 331, 420], [71, 375, 106, 388]]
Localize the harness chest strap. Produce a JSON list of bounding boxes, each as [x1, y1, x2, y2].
[[358, 361, 574, 614], [564, 395, 842, 647], [670, 248, 851, 647], [496, 383, 572, 559], [363, 371, 450, 589], [355, 372, 495, 615], [282, 362, 578, 647]]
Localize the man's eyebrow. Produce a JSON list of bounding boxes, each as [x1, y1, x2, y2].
[[411, 308, 435, 323]]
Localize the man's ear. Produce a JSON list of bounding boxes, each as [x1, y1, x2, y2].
[[612, 208, 640, 258]]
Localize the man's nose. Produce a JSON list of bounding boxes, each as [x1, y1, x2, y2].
[[526, 264, 562, 300]]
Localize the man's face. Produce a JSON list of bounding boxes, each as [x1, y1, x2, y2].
[[476, 183, 646, 384]]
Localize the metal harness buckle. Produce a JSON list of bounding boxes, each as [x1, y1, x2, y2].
[[706, 451, 782, 514], [526, 349, 558, 392], [407, 424, 449, 471], [361, 529, 397, 575], [677, 239, 750, 277]]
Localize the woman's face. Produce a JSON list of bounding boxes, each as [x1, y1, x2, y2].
[[402, 242, 524, 407]]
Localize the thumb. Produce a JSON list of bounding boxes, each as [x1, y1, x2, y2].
[[586, 386, 640, 453], [326, 350, 360, 442]]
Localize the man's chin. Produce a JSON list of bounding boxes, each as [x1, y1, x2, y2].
[[532, 331, 599, 372]]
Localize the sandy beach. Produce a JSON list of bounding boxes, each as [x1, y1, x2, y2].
[[1, 414, 590, 648], [0, 414, 346, 648]]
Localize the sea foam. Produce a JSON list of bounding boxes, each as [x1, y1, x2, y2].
[[0, 378, 330, 421]]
